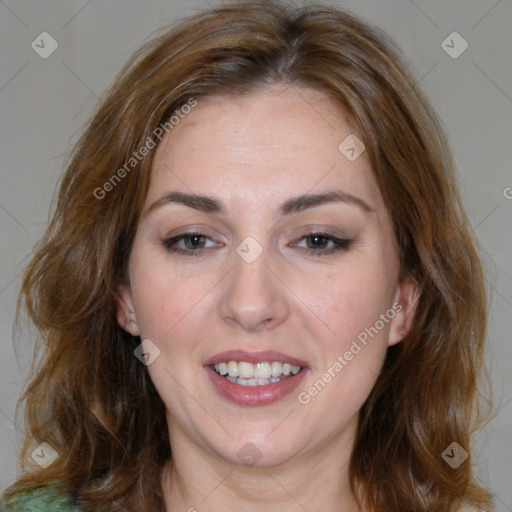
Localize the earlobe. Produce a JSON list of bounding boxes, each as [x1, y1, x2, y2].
[[388, 277, 420, 346], [115, 286, 140, 337]]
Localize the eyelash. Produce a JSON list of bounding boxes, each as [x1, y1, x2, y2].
[[162, 232, 216, 255], [162, 231, 352, 257], [294, 232, 352, 257]]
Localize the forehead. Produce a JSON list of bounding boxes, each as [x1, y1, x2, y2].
[[148, 84, 383, 213]]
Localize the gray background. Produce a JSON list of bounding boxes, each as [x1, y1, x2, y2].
[[0, 0, 510, 509]]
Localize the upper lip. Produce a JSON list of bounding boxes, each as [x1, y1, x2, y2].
[[204, 350, 309, 368]]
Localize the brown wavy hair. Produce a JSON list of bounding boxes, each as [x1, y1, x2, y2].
[[5, 1, 492, 510]]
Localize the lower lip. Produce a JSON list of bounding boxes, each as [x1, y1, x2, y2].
[[205, 366, 308, 406]]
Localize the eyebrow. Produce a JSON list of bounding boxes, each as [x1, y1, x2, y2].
[[144, 190, 374, 218], [281, 190, 374, 215], [145, 191, 222, 216]]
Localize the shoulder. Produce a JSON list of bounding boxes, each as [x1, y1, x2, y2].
[[0, 483, 84, 511]]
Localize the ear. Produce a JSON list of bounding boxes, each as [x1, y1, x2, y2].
[[115, 285, 140, 337], [388, 276, 420, 346]]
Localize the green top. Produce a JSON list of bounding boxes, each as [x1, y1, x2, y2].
[[0, 483, 84, 512], [1, 483, 480, 511]]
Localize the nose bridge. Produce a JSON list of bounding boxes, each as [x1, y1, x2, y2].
[[233, 239, 271, 293], [219, 236, 289, 332]]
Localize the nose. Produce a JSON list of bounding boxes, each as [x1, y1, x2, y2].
[[218, 243, 290, 333]]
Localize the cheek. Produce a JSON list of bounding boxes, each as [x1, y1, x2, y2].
[[292, 257, 396, 422], [128, 246, 218, 340], [292, 260, 394, 346]]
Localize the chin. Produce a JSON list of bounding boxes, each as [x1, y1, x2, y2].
[[209, 428, 305, 468]]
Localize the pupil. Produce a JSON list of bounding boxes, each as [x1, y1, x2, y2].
[[309, 235, 327, 249], [187, 234, 203, 249]]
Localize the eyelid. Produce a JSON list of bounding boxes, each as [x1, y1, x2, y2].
[[163, 226, 225, 243]]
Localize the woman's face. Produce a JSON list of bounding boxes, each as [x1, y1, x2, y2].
[[117, 84, 417, 468]]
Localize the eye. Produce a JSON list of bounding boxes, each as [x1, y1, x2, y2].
[[292, 232, 352, 256], [162, 232, 220, 255]]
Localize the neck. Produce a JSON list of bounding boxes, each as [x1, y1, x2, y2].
[[161, 418, 362, 512]]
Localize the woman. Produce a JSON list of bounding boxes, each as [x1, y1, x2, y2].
[[1, 1, 492, 511]]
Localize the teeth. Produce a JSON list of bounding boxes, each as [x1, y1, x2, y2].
[[254, 362, 271, 379], [271, 361, 282, 377], [226, 376, 284, 386], [213, 360, 302, 382], [227, 361, 239, 378], [238, 361, 254, 378]]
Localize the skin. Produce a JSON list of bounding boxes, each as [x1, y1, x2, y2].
[[116, 84, 419, 512]]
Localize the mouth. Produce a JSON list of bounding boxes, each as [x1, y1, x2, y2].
[[204, 350, 309, 406]]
